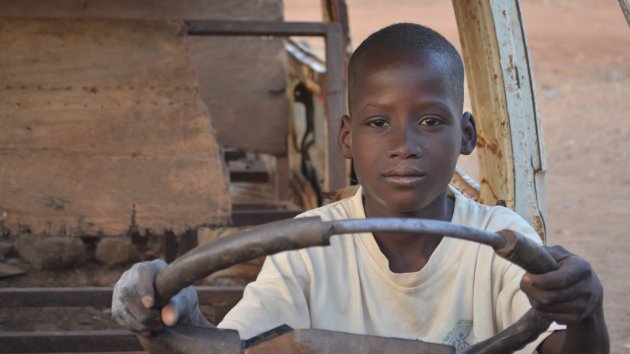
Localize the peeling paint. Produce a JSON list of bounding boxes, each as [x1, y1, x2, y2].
[[476, 135, 504, 159]]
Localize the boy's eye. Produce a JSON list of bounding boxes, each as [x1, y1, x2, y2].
[[419, 116, 443, 126], [367, 117, 390, 128]]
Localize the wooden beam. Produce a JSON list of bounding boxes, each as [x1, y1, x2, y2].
[[0, 0, 283, 21]]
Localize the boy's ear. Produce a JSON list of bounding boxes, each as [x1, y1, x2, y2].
[[460, 112, 477, 155], [338, 115, 353, 159]]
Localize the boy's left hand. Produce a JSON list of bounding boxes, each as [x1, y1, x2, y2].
[[520, 245, 604, 324]]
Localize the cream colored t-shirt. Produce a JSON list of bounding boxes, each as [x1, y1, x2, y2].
[[218, 186, 560, 353]]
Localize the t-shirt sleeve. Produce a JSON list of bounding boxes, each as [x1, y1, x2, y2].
[[215, 199, 353, 340], [217, 249, 311, 340]]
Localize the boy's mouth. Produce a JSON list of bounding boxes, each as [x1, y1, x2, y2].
[[381, 167, 426, 187]]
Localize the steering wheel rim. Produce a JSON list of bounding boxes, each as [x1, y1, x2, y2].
[[146, 216, 559, 354]]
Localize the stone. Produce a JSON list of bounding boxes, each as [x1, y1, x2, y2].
[[16, 234, 86, 269], [95, 238, 140, 267]]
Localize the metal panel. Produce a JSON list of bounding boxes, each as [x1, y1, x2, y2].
[[453, 0, 548, 238], [324, 23, 348, 192], [187, 34, 290, 155]]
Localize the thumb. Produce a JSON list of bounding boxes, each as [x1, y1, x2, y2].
[[161, 302, 179, 326], [136, 259, 168, 309], [161, 288, 196, 326]]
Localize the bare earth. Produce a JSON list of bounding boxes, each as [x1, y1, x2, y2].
[[289, 0, 630, 352]]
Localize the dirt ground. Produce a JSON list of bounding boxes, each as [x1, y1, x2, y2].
[[1, 0, 628, 353]]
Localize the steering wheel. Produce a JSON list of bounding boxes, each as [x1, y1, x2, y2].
[[137, 216, 559, 354]]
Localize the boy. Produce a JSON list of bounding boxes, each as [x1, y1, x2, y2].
[[113, 23, 609, 353]]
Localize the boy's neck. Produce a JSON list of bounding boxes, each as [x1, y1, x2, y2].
[[366, 193, 455, 273]]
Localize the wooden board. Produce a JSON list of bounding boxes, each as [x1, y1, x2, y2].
[[0, 18, 230, 236], [0, 0, 291, 155]]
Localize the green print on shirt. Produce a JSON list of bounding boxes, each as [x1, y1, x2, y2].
[[442, 319, 476, 351]]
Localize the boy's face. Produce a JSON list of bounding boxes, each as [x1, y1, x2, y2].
[[340, 54, 476, 217]]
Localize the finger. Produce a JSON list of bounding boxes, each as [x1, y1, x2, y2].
[[112, 293, 163, 333], [544, 245, 574, 263], [112, 261, 167, 333], [525, 256, 591, 290], [116, 279, 164, 331], [521, 271, 591, 304], [112, 270, 147, 330], [136, 259, 167, 309], [162, 303, 179, 327], [124, 307, 165, 332], [161, 289, 194, 326]]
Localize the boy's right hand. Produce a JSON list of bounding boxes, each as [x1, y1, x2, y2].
[[111, 259, 205, 334]]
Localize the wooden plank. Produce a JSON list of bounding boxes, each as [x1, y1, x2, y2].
[[0, 0, 282, 21], [0, 18, 230, 237], [453, 0, 548, 239]]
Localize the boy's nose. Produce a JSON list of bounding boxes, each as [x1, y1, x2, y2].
[[387, 127, 423, 159]]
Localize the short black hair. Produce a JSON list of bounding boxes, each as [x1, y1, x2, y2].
[[348, 23, 465, 112]]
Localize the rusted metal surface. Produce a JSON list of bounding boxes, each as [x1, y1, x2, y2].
[[138, 325, 242, 354], [0, 18, 231, 237], [245, 328, 455, 354], [0, 330, 143, 353], [322, 0, 353, 75], [463, 309, 551, 354], [324, 23, 349, 192], [451, 168, 481, 201], [0, 286, 243, 308], [452, 0, 548, 239]]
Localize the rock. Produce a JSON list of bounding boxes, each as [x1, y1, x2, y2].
[[16, 234, 86, 269], [95, 238, 140, 267]]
